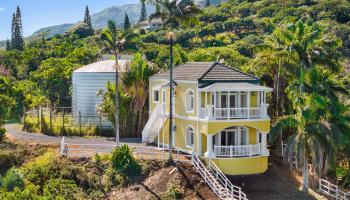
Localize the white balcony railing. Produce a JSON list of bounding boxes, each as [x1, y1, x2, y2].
[[199, 104, 269, 120], [214, 143, 263, 157]]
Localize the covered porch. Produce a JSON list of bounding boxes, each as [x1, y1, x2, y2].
[[199, 82, 272, 120], [203, 126, 269, 158]]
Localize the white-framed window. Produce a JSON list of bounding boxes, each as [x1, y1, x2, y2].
[[153, 89, 160, 102], [186, 89, 195, 113], [162, 89, 166, 104], [240, 127, 248, 145], [186, 126, 195, 147]]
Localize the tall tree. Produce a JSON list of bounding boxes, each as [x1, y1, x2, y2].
[[139, 0, 147, 22], [149, 0, 201, 162], [122, 53, 156, 134], [83, 5, 93, 32], [11, 6, 24, 51], [124, 13, 131, 30], [5, 40, 11, 51], [253, 32, 296, 156], [101, 20, 139, 145], [269, 21, 345, 191]]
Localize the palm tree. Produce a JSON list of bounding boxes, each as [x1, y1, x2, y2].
[[101, 20, 139, 145], [122, 53, 156, 134], [253, 33, 296, 155], [148, 0, 201, 162], [269, 21, 344, 191]]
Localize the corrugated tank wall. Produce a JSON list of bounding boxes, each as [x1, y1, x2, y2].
[[72, 72, 116, 125]]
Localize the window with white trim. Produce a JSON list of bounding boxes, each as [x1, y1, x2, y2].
[[186, 90, 194, 112], [240, 127, 248, 145], [153, 89, 159, 102], [162, 89, 166, 104], [186, 126, 194, 147]]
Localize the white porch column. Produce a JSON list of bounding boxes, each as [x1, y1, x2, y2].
[[261, 133, 269, 156], [204, 134, 216, 158], [263, 91, 267, 116], [247, 91, 251, 118], [204, 92, 208, 119], [197, 127, 202, 156], [213, 92, 217, 119]]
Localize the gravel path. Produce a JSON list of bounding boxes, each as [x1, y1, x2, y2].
[[4, 124, 190, 162], [5, 124, 144, 146]]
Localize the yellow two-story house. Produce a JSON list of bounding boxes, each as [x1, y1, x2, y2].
[[142, 62, 272, 175]]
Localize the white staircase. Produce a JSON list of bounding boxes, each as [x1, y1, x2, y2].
[[192, 154, 248, 200], [142, 104, 167, 143]]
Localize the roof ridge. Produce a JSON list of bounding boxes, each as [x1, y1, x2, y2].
[[198, 62, 219, 80], [150, 62, 188, 78], [216, 63, 259, 80]]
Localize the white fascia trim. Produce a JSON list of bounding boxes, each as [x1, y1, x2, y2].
[[199, 88, 273, 92], [211, 155, 270, 160], [149, 78, 198, 84], [173, 114, 270, 122]]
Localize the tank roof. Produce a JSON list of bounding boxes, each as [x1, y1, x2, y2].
[[74, 59, 130, 73]]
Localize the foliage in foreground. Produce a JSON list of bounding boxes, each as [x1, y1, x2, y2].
[[162, 179, 183, 200], [111, 144, 141, 178], [0, 145, 151, 199]]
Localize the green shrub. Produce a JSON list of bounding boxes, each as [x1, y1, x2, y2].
[[163, 180, 183, 200], [0, 127, 5, 141], [0, 184, 41, 200], [21, 150, 59, 188], [0, 168, 25, 192], [0, 152, 18, 174], [43, 178, 81, 200], [110, 145, 141, 178]]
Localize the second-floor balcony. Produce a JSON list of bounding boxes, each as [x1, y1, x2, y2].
[[199, 105, 269, 120], [198, 83, 272, 120]]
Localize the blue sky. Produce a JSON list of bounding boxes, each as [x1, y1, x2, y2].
[[0, 0, 139, 40]]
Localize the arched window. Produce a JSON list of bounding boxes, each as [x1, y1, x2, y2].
[[186, 126, 194, 147], [186, 89, 194, 112]]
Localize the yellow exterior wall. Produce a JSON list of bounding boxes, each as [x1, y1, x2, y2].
[[248, 127, 257, 144], [210, 156, 268, 175], [250, 92, 258, 107], [175, 82, 198, 117], [158, 117, 199, 152], [206, 120, 270, 135], [149, 79, 167, 111]]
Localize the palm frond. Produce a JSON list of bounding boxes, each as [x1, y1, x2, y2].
[[269, 115, 297, 143]]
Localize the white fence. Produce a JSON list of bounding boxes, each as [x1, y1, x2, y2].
[[214, 144, 261, 157], [319, 179, 350, 200], [192, 154, 248, 200]]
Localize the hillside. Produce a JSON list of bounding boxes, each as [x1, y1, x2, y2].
[[31, 23, 75, 39], [0, 3, 156, 48], [31, 3, 155, 38], [139, 0, 350, 74]]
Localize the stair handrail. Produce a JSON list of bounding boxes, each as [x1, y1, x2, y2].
[[142, 103, 162, 142], [208, 159, 248, 200], [192, 154, 243, 200]]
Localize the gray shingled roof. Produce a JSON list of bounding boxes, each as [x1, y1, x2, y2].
[[151, 62, 258, 81]]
